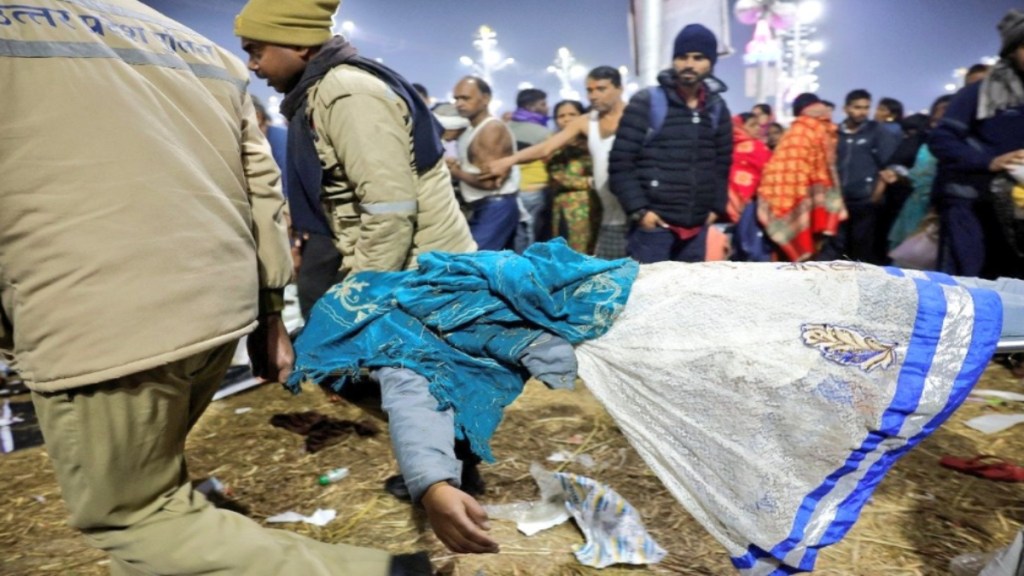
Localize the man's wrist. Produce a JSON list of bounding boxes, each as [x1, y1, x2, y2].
[[258, 288, 285, 318], [629, 208, 649, 223]]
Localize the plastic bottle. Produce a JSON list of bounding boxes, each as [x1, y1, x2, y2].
[[317, 467, 349, 486]]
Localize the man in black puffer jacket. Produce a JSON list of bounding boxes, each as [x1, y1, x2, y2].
[[609, 23, 733, 263]]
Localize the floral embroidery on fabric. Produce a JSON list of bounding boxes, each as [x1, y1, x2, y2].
[[327, 278, 385, 325], [801, 324, 899, 372]]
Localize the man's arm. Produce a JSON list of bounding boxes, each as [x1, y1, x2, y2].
[[322, 93, 418, 273], [928, 83, 997, 174], [376, 367, 499, 554], [608, 89, 652, 216], [239, 92, 295, 383], [873, 124, 901, 169], [450, 121, 514, 190], [711, 101, 734, 221], [483, 115, 588, 180]]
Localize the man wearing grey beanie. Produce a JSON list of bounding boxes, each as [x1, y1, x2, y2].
[[929, 8, 1024, 280]]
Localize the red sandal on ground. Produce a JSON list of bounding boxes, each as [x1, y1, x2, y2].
[[939, 455, 1024, 482]]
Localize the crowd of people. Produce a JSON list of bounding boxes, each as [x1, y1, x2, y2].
[[2, 0, 1024, 574], [356, 14, 1024, 284]]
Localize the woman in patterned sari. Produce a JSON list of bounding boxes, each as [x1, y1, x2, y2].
[[757, 93, 846, 261], [547, 100, 601, 253], [726, 113, 773, 223]]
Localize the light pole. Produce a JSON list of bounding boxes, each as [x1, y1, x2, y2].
[[459, 25, 514, 111], [618, 65, 641, 99], [547, 47, 587, 101], [459, 25, 514, 87], [777, 0, 824, 119], [330, 11, 355, 37]]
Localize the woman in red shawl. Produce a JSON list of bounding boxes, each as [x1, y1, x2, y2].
[[757, 93, 846, 261], [726, 113, 773, 223]]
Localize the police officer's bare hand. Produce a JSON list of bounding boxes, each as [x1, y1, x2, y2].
[[990, 150, 1024, 172], [247, 314, 294, 383], [422, 483, 499, 554]]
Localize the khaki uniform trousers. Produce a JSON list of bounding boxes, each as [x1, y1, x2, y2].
[[32, 341, 392, 576]]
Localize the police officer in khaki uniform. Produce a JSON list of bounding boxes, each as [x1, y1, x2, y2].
[[0, 0, 427, 573]]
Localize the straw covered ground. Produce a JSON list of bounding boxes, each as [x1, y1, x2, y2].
[[3, 362, 1024, 575]]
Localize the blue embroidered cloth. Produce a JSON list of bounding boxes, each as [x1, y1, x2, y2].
[[287, 240, 639, 461]]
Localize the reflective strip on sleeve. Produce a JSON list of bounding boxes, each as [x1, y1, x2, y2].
[[0, 38, 245, 91]]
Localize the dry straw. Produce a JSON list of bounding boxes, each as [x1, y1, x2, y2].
[[3, 366, 1023, 575]]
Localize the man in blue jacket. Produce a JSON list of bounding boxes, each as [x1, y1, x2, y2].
[[609, 24, 733, 263], [829, 89, 900, 264], [929, 9, 1024, 279]]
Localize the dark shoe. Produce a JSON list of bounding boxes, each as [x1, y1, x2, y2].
[[384, 474, 412, 501], [389, 551, 433, 576], [454, 437, 486, 496], [460, 461, 487, 496]]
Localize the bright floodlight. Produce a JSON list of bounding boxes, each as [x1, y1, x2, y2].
[[805, 40, 825, 55], [945, 83, 958, 92], [340, 20, 355, 33], [798, 0, 823, 23], [518, 82, 534, 90], [459, 55, 474, 67]]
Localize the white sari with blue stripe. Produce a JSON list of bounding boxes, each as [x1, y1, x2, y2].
[[575, 261, 1001, 574]]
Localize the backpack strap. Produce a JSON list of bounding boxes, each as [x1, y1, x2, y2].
[[646, 86, 726, 143], [707, 98, 724, 132], [644, 86, 669, 145]]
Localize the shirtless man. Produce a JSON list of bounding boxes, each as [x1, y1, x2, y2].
[[486, 66, 628, 258], [449, 76, 521, 251]]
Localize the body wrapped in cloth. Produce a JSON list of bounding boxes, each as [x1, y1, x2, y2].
[[290, 241, 1002, 574], [576, 261, 1001, 574]]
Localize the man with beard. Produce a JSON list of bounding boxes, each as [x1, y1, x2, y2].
[[486, 66, 630, 259], [608, 24, 733, 263], [929, 9, 1024, 279]]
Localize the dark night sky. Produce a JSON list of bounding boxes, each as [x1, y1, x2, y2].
[[141, 0, 1017, 117]]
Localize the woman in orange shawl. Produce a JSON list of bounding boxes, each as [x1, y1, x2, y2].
[[726, 113, 773, 223], [757, 93, 846, 261]]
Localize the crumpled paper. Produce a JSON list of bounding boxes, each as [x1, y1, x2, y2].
[[1, 401, 25, 454], [265, 508, 337, 527], [485, 463, 665, 568], [485, 463, 570, 536]]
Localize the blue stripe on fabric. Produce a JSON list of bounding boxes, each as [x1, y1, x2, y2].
[[925, 271, 957, 285], [730, 552, 804, 575], [798, 284, 1001, 569], [884, 266, 905, 277], [793, 277, 948, 570], [732, 276, 946, 573]]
